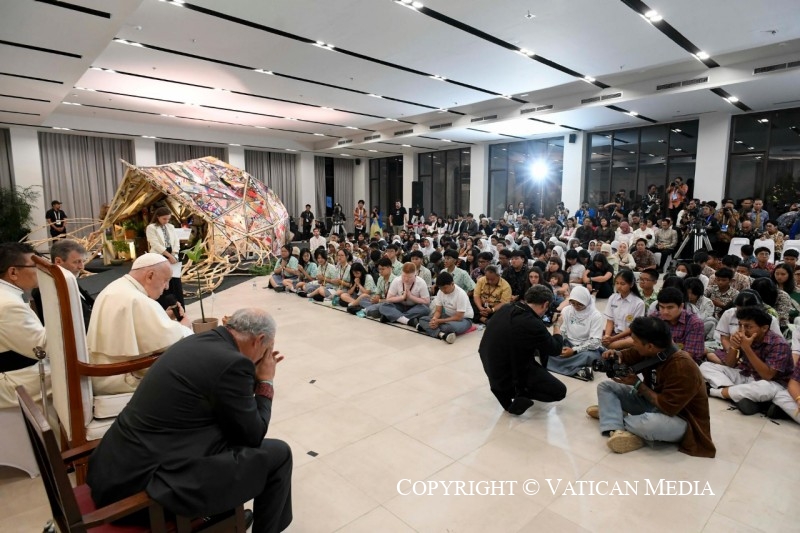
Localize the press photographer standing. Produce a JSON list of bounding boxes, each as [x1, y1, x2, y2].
[[587, 316, 715, 457]]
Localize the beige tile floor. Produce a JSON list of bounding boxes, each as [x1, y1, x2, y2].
[[2, 276, 798, 532]]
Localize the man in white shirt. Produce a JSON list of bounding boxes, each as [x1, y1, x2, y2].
[[0, 243, 47, 408], [87, 253, 192, 395], [378, 262, 430, 326], [417, 271, 474, 343], [309, 227, 327, 252]]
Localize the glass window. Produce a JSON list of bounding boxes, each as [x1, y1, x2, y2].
[[731, 114, 770, 153], [460, 149, 471, 215], [369, 156, 403, 219], [728, 153, 765, 203], [610, 129, 638, 206]]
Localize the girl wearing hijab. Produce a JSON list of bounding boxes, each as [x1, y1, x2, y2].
[[612, 241, 637, 271], [614, 220, 634, 248], [546, 285, 604, 380]]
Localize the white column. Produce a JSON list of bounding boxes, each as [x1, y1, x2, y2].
[[694, 112, 732, 202], [402, 152, 416, 209], [353, 158, 367, 206], [470, 144, 488, 216], [227, 145, 245, 169], [561, 132, 586, 213], [9, 127, 47, 245], [297, 152, 316, 214], [133, 138, 156, 166]]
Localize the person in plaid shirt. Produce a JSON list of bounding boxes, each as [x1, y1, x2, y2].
[[650, 288, 706, 363], [701, 306, 793, 415], [705, 267, 739, 319]]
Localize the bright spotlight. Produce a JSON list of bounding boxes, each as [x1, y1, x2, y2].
[[531, 161, 549, 181]]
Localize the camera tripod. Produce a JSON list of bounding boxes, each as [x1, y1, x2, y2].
[[671, 226, 713, 267]]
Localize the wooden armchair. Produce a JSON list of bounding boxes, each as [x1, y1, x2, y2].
[[32, 256, 159, 483], [17, 386, 247, 532]]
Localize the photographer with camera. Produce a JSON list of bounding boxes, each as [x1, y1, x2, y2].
[[667, 177, 689, 222], [587, 316, 715, 457], [479, 285, 567, 415]]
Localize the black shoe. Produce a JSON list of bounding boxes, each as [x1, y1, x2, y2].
[[274, 286, 286, 293], [347, 305, 363, 315], [573, 366, 594, 382], [417, 324, 425, 332], [244, 509, 254, 530], [766, 403, 790, 420], [380, 315, 389, 323], [407, 318, 419, 328], [312, 294, 325, 302], [297, 290, 307, 298], [735, 398, 760, 416], [506, 396, 534, 415]]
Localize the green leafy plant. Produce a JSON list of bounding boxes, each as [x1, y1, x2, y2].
[[122, 219, 148, 237], [0, 185, 40, 242], [184, 240, 208, 322], [111, 240, 130, 257], [248, 262, 275, 276]]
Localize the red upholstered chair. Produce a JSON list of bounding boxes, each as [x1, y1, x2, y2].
[[17, 386, 247, 533]]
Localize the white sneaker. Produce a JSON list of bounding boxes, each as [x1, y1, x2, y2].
[[443, 332, 456, 344]]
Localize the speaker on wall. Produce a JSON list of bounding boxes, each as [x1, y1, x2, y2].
[[411, 181, 423, 209], [355, 158, 361, 165], [568, 133, 577, 144]]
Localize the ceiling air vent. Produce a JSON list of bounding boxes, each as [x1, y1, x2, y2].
[[656, 77, 708, 91], [754, 63, 787, 74], [394, 129, 413, 136], [470, 115, 498, 123], [363, 134, 380, 141], [600, 92, 622, 101], [536, 104, 553, 111], [337, 139, 353, 146], [430, 122, 453, 130], [581, 96, 601, 104], [520, 108, 536, 115], [788, 60, 800, 69]]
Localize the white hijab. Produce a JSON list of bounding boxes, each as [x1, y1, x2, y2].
[[560, 285, 604, 344]]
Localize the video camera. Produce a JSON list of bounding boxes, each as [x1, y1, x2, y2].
[[592, 350, 668, 379]]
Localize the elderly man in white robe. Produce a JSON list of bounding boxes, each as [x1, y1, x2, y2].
[[87, 253, 192, 395], [0, 243, 48, 408]]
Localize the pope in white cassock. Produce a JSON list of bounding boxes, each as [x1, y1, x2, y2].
[[87, 253, 192, 395]]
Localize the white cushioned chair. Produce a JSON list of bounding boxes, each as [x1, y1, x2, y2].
[[33, 256, 158, 483]]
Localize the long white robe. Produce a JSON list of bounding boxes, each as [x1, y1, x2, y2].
[[87, 275, 192, 394], [0, 280, 47, 408]]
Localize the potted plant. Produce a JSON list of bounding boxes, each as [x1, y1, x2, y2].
[[184, 240, 218, 333], [0, 185, 39, 242], [110, 241, 129, 265]]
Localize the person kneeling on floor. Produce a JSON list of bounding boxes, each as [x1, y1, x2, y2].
[[417, 271, 474, 344], [479, 285, 567, 415], [545, 285, 604, 381], [587, 316, 715, 457]]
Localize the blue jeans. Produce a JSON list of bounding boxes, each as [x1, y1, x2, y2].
[[418, 314, 473, 337], [597, 380, 687, 443], [378, 302, 430, 322]]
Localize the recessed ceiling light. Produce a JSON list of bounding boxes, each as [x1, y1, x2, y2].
[[141, 135, 156, 139], [695, 51, 710, 60], [430, 75, 446, 81], [400, 0, 412, 4], [644, 10, 662, 22], [500, 95, 512, 99], [727, 96, 739, 103], [757, 118, 769, 124], [411, 1, 423, 8], [385, 118, 398, 122], [517, 48, 534, 57], [62, 102, 81, 106], [437, 108, 448, 113], [254, 68, 274, 75], [368, 149, 378, 153], [519, 93, 529, 97], [254, 126, 267, 129], [441, 139, 452, 142], [583, 76, 596, 83], [229, 143, 241, 146], [340, 153, 351, 156], [313, 133, 325, 136], [402, 144, 411, 147], [368, 94, 383, 99], [321, 106, 333, 110], [52, 127, 71, 130], [346, 126, 358, 130], [628, 111, 639, 116], [160, 114, 176, 118]]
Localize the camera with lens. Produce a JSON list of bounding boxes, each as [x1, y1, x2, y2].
[[592, 357, 632, 378]]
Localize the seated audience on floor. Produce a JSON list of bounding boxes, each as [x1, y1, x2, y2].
[[87, 253, 192, 395], [602, 270, 646, 350], [359, 257, 395, 317], [684, 277, 716, 340], [701, 306, 793, 416], [472, 265, 512, 324], [750, 277, 791, 331], [408, 250, 432, 290], [417, 271, 473, 343], [546, 285, 604, 381], [87, 308, 292, 533], [583, 253, 614, 298], [268, 244, 298, 292], [705, 267, 738, 319], [637, 267, 659, 309], [769, 345, 800, 423], [0, 242, 47, 408], [337, 261, 374, 309], [284, 247, 317, 293], [587, 316, 715, 457], [377, 262, 430, 326], [479, 285, 567, 415]]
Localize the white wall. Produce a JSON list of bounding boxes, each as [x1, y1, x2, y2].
[[469, 144, 488, 216], [297, 152, 316, 215], [694, 112, 732, 202], [353, 158, 367, 206], [227, 145, 245, 170], [133, 137, 156, 166], [9, 127, 47, 244], [402, 152, 417, 209]]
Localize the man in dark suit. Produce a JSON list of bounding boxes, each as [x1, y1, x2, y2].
[[45, 200, 68, 239], [32, 239, 93, 329], [88, 308, 293, 533], [462, 213, 479, 236]]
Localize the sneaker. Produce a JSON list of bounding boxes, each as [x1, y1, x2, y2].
[[347, 305, 363, 315], [585, 405, 600, 419], [312, 294, 325, 302], [443, 332, 456, 344], [766, 403, 790, 420], [379, 315, 389, 324], [407, 317, 419, 328], [735, 398, 760, 416], [274, 286, 286, 293], [416, 323, 425, 332], [296, 290, 307, 298], [507, 396, 534, 415], [574, 366, 594, 381], [606, 430, 644, 454]]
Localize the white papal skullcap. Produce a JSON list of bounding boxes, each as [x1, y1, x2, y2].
[[131, 253, 168, 270]]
